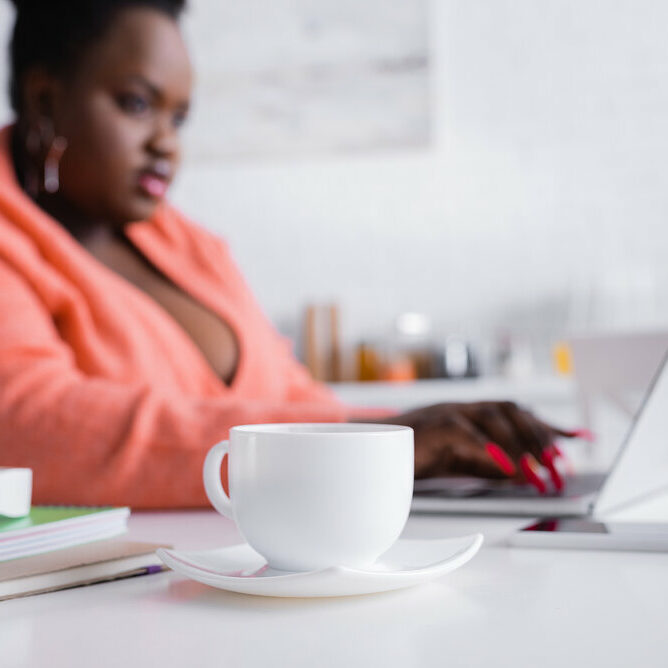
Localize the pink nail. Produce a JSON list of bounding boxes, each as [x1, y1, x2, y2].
[[551, 444, 576, 476], [485, 443, 517, 476], [568, 428, 596, 442], [541, 448, 564, 492], [520, 454, 547, 494]]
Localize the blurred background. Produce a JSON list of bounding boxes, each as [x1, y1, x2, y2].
[[2, 0, 667, 386]]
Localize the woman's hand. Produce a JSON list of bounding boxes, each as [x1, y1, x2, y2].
[[381, 402, 584, 494]]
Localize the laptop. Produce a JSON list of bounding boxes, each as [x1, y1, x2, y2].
[[411, 350, 668, 517]]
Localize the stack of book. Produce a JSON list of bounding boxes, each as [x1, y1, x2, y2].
[[1, 492, 168, 601], [0, 506, 130, 562]]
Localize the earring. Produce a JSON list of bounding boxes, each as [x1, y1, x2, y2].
[[25, 117, 68, 195], [43, 135, 68, 194]]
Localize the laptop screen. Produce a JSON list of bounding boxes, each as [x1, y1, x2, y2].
[[594, 351, 668, 516]]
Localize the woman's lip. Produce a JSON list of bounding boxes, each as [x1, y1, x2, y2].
[[137, 172, 168, 199]]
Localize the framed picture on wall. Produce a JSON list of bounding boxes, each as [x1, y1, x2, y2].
[[182, 0, 431, 161]]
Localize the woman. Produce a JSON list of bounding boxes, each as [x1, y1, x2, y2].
[[0, 0, 578, 507]]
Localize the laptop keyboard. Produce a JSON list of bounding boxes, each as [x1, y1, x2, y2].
[[413, 472, 608, 499]]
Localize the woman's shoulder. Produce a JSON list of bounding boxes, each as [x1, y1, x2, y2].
[[0, 208, 47, 268]]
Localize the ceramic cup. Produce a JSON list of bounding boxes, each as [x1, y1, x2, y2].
[[203, 423, 414, 572]]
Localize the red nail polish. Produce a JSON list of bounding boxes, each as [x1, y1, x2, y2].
[[568, 428, 596, 442], [552, 444, 576, 476], [541, 448, 564, 492], [485, 443, 517, 476], [520, 455, 547, 494]]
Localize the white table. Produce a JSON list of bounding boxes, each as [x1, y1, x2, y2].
[[3, 509, 667, 668]]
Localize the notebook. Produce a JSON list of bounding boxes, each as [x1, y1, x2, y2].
[[411, 350, 668, 517], [0, 506, 129, 561], [0, 539, 168, 601]]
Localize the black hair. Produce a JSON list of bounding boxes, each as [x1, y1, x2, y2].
[[8, 0, 187, 113]]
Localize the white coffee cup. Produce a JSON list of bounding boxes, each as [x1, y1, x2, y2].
[[203, 423, 414, 571]]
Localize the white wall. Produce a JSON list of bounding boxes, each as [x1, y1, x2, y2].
[[2, 0, 667, 365]]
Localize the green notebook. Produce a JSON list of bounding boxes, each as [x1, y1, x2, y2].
[[1, 506, 124, 533], [0, 506, 130, 562]]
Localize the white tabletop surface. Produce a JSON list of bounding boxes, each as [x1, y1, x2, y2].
[[2, 509, 667, 668]]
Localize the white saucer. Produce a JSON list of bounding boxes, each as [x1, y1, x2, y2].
[[157, 534, 483, 598]]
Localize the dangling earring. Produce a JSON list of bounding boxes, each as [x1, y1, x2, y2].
[[24, 118, 68, 196], [43, 135, 68, 194]]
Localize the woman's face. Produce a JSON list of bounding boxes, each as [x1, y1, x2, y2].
[[45, 7, 193, 225]]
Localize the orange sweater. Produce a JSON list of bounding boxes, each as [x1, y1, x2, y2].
[[0, 126, 351, 508]]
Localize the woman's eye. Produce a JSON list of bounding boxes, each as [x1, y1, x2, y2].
[[172, 109, 188, 129], [118, 93, 150, 115]]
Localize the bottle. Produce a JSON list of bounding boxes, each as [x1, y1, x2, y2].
[[389, 312, 436, 379], [434, 336, 479, 379], [356, 341, 382, 381]]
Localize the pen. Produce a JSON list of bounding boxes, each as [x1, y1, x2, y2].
[[115, 564, 166, 580]]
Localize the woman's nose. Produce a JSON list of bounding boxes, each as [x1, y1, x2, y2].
[[147, 114, 179, 157]]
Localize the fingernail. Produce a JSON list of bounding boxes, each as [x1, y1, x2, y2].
[[552, 444, 577, 476], [485, 443, 517, 476], [520, 454, 547, 494], [541, 448, 564, 492], [567, 428, 596, 442]]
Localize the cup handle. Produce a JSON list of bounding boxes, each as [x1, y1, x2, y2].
[[203, 440, 233, 519]]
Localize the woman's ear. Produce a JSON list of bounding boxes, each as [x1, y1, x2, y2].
[[20, 68, 60, 125]]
